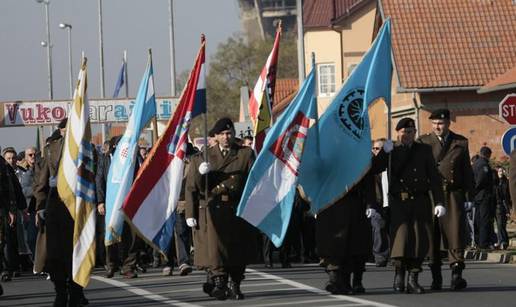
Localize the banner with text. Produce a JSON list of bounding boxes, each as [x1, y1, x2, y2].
[[1, 97, 178, 127]]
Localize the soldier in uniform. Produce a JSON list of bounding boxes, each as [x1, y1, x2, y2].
[[33, 118, 87, 306], [376, 118, 446, 294], [417, 109, 473, 291], [317, 171, 377, 295], [185, 117, 255, 300]]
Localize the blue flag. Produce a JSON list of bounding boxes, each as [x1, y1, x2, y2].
[[298, 19, 392, 213], [237, 67, 317, 247], [113, 61, 125, 98], [105, 53, 156, 245]]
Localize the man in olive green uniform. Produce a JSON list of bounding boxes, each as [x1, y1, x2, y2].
[[418, 109, 473, 291], [377, 118, 445, 294], [186, 118, 255, 301], [33, 119, 87, 307]]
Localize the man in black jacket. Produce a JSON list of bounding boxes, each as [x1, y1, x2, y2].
[[96, 136, 143, 279], [472, 146, 494, 250]]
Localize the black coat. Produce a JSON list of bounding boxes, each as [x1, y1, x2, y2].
[[316, 172, 375, 258], [472, 157, 493, 202]]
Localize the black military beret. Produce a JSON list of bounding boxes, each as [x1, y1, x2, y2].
[[395, 117, 415, 131], [210, 117, 234, 135], [429, 108, 450, 120], [58, 117, 68, 129]]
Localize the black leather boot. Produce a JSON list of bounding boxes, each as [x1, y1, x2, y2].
[[68, 282, 83, 307], [450, 263, 467, 291], [352, 270, 365, 294], [228, 281, 244, 300], [430, 265, 442, 290], [210, 276, 228, 300], [52, 280, 68, 307], [339, 270, 354, 295], [393, 266, 406, 292], [325, 270, 341, 294], [406, 272, 425, 294], [202, 273, 214, 296]]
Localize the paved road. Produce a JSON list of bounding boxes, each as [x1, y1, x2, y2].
[[1, 261, 515, 307]]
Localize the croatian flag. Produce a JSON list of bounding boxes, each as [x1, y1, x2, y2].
[[122, 37, 206, 253], [105, 51, 156, 245], [237, 66, 316, 247]]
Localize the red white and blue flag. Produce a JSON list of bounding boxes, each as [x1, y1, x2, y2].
[[121, 37, 206, 253]]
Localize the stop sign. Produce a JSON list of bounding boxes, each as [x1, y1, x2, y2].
[[499, 94, 516, 125]]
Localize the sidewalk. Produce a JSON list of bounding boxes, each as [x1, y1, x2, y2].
[[465, 220, 516, 264]]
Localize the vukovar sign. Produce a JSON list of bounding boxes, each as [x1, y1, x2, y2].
[[1, 97, 179, 127]]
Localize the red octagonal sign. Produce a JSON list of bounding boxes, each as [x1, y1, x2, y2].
[[499, 94, 516, 125]]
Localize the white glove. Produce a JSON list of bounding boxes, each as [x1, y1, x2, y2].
[[198, 162, 211, 175], [434, 205, 446, 217], [366, 208, 377, 218], [186, 218, 197, 228], [464, 202, 473, 211], [383, 140, 394, 153]]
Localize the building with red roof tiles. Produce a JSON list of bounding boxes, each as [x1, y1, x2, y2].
[[374, 0, 516, 158], [302, 0, 516, 158]]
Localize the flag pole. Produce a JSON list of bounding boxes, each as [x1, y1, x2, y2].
[[201, 34, 209, 207], [124, 50, 129, 98], [311, 52, 320, 158], [149, 49, 159, 144]]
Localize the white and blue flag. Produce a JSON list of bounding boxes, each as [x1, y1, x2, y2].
[[105, 52, 156, 245]]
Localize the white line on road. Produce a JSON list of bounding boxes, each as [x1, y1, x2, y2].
[[246, 268, 399, 307], [92, 275, 201, 307], [244, 299, 367, 307]]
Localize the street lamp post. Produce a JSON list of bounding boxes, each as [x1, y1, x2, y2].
[[36, 0, 53, 100], [98, 0, 107, 142], [59, 23, 73, 98], [168, 0, 176, 97]]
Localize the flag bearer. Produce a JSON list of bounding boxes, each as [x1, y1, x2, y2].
[[185, 117, 255, 300], [34, 118, 88, 306], [316, 171, 377, 295], [376, 118, 446, 294]]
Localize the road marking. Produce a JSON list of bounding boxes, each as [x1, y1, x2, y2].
[[246, 268, 398, 307], [92, 275, 201, 307], [245, 300, 367, 307]]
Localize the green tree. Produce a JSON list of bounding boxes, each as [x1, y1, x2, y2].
[[189, 32, 298, 137]]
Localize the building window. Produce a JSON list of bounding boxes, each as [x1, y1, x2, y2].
[[318, 63, 336, 97]]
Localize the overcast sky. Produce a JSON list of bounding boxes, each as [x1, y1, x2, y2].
[[0, 0, 241, 151]]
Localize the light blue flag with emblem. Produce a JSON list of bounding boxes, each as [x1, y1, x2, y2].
[[298, 19, 392, 213], [237, 65, 317, 247], [105, 51, 156, 245]]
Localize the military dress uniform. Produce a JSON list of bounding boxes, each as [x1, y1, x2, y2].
[[316, 172, 375, 295], [376, 118, 444, 294], [417, 109, 474, 291], [186, 119, 255, 300]]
